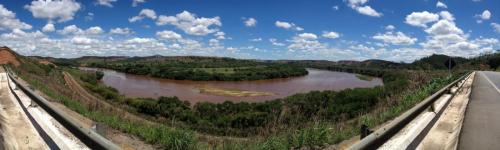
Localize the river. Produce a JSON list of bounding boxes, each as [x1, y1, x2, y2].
[[81, 68, 383, 103]]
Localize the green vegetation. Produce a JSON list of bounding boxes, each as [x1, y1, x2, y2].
[[78, 56, 308, 81]]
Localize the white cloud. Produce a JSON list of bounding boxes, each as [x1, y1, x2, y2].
[[354, 6, 382, 17], [156, 11, 222, 36], [129, 9, 157, 22], [492, 23, 500, 33], [0, 5, 32, 30], [322, 31, 340, 39], [333, 6, 339, 10], [244, 18, 257, 27], [288, 33, 327, 52], [347, 0, 369, 6], [405, 11, 439, 27], [42, 23, 55, 32], [425, 20, 463, 35], [132, 0, 146, 7], [439, 11, 455, 21], [58, 25, 82, 35], [275, 21, 303, 31], [57, 25, 103, 36], [95, 0, 117, 7], [85, 12, 94, 21], [109, 28, 133, 35], [214, 31, 226, 40], [346, 0, 382, 17], [476, 10, 491, 23], [385, 25, 395, 30], [436, 1, 447, 9], [71, 36, 97, 45], [481, 10, 491, 20], [297, 33, 318, 40], [24, 0, 81, 22], [250, 38, 262, 42], [156, 30, 182, 40], [86, 26, 103, 35], [269, 38, 285, 46], [372, 31, 417, 45]]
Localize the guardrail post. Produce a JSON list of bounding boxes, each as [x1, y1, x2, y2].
[[360, 124, 373, 139]]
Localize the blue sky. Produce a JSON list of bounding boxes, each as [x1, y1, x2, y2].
[[0, 0, 499, 62]]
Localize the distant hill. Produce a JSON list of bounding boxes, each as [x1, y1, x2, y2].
[[409, 54, 468, 70]]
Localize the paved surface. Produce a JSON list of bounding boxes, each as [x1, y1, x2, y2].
[[459, 71, 500, 150]]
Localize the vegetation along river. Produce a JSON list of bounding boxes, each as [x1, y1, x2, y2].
[[81, 68, 383, 103]]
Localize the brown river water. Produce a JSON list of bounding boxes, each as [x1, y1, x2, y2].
[[81, 68, 383, 103]]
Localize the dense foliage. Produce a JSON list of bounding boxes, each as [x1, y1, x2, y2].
[[81, 56, 308, 81]]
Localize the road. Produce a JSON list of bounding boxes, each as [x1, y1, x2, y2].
[[459, 71, 500, 150]]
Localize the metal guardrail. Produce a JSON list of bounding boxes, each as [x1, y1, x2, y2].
[[3, 66, 121, 150], [349, 72, 472, 150]]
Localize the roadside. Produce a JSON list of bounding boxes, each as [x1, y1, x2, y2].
[[417, 72, 475, 149], [0, 68, 48, 149]]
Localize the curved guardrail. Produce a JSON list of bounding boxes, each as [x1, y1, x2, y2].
[[349, 72, 472, 150], [4, 66, 120, 150]]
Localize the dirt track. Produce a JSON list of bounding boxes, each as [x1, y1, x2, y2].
[[62, 72, 154, 150]]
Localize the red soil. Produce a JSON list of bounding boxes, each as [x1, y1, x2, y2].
[[0, 47, 20, 66]]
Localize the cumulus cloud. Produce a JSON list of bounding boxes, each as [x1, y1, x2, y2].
[[42, 23, 55, 32], [156, 30, 182, 40], [95, 0, 117, 7], [436, 1, 447, 9], [244, 18, 257, 27], [322, 31, 340, 39], [71, 36, 97, 45], [288, 33, 327, 52], [0, 5, 32, 30], [439, 11, 455, 21], [492, 23, 500, 33], [57, 25, 103, 36], [156, 11, 222, 36], [346, 0, 382, 17], [24, 0, 81, 22], [385, 25, 395, 30], [476, 10, 491, 23], [405, 11, 439, 27], [480, 10, 491, 20], [129, 9, 157, 22], [86, 26, 103, 35], [425, 20, 463, 35], [58, 25, 82, 35], [132, 0, 147, 7], [214, 31, 226, 40], [372, 31, 417, 45], [109, 28, 133, 35], [275, 21, 303, 31]]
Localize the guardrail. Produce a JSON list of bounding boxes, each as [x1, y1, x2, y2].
[[349, 72, 472, 150], [3, 66, 120, 150]]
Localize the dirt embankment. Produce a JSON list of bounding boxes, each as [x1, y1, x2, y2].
[[62, 72, 154, 150], [0, 47, 20, 66]]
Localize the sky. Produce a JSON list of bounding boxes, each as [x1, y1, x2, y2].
[[0, 0, 499, 62]]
